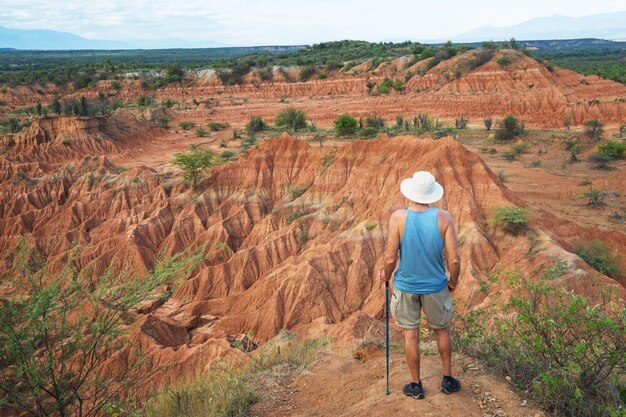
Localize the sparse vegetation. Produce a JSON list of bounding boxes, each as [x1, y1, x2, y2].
[[584, 119, 604, 143], [574, 240, 623, 278], [286, 210, 306, 225], [146, 336, 329, 417], [179, 121, 195, 131], [207, 121, 229, 131], [246, 116, 266, 136], [496, 56, 511, 67], [493, 206, 530, 235], [455, 116, 468, 129], [157, 116, 170, 129], [583, 188, 608, 207], [597, 140, 626, 159], [334, 114, 358, 137], [563, 113, 573, 130], [366, 115, 385, 130], [275, 107, 307, 131], [588, 153, 614, 170]]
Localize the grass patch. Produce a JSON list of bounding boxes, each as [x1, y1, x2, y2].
[[574, 240, 623, 278], [146, 336, 329, 417], [286, 210, 306, 225], [364, 222, 377, 230]]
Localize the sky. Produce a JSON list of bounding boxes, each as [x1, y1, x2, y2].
[[0, 0, 624, 46]]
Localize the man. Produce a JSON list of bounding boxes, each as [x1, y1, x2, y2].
[[379, 171, 461, 399]]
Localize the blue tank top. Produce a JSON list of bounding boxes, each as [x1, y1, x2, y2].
[[393, 207, 448, 294]]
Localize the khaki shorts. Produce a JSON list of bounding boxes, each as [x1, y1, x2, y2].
[[390, 286, 453, 330]]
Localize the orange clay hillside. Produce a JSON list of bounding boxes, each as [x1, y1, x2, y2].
[[2, 49, 624, 128], [1, 120, 623, 390]]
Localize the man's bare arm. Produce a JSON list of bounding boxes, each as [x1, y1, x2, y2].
[[442, 212, 461, 291], [379, 212, 401, 285]]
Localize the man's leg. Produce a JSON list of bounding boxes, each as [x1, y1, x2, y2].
[[403, 328, 421, 383], [433, 327, 452, 376]]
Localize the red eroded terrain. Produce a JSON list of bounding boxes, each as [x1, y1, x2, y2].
[[0, 48, 624, 414], [2, 50, 625, 129]]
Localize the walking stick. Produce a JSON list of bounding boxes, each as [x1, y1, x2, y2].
[[385, 281, 390, 395]]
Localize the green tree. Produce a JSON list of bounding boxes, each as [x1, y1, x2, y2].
[[35, 101, 42, 117], [584, 119, 604, 143], [52, 96, 62, 115], [484, 117, 492, 131], [564, 113, 573, 130], [172, 146, 215, 186], [8, 118, 20, 133], [275, 107, 307, 131], [333, 114, 357, 137], [0, 241, 203, 417]]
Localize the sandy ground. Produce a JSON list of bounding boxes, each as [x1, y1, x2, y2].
[[251, 348, 544, 417]]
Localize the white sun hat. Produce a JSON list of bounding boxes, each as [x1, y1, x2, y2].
[[400, 171, 444, 204]]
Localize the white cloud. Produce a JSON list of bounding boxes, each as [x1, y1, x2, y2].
[[0, 0, 624, 45]]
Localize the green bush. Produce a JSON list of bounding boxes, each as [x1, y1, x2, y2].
[[334, 114, 357, 137], [392, 79, 404, 91], [496, 56, 511, 67], [157, 117, 170, 129], [207, 121, 229, 131], [275, 107, 307, 131], [598, 140, 626, 159], [358, 127, 378, 138], [366, 115, 385, 129], [195, 127, 208, 137], [455, 116, 468, 129], [179, 121, 195, 131], [0, 242, 202, 417], [377, 78, 393, 94], [574, 240, 623, 278], [258, 67, 273, 81], [584, 119, 604, 143], [136, 95, 154, 107], [452, 268, 625, 417], [588, 153, 614, 170], [220, 150, 235, 161], [583, 188, 608, 207], [299, 66, 315, 81], [493, 206, 530, 235], [246, 116, 266, 136], [494, 114, 523, 142]]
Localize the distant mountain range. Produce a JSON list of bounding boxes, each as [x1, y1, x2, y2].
[[453, 11, 626, 42], [0, 26, 228, 50], [1, 11, 625, 50]]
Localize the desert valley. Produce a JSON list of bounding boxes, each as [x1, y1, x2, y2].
[[0, 35, 625, 417]]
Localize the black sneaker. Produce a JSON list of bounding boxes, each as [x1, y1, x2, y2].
[[440, 376, 461, 394], [403, 381, 425, 399]]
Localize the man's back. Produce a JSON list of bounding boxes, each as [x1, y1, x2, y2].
[[394, 207, 448, 294]]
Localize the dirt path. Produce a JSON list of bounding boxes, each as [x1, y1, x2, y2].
[[252, 349, 543, 417]]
